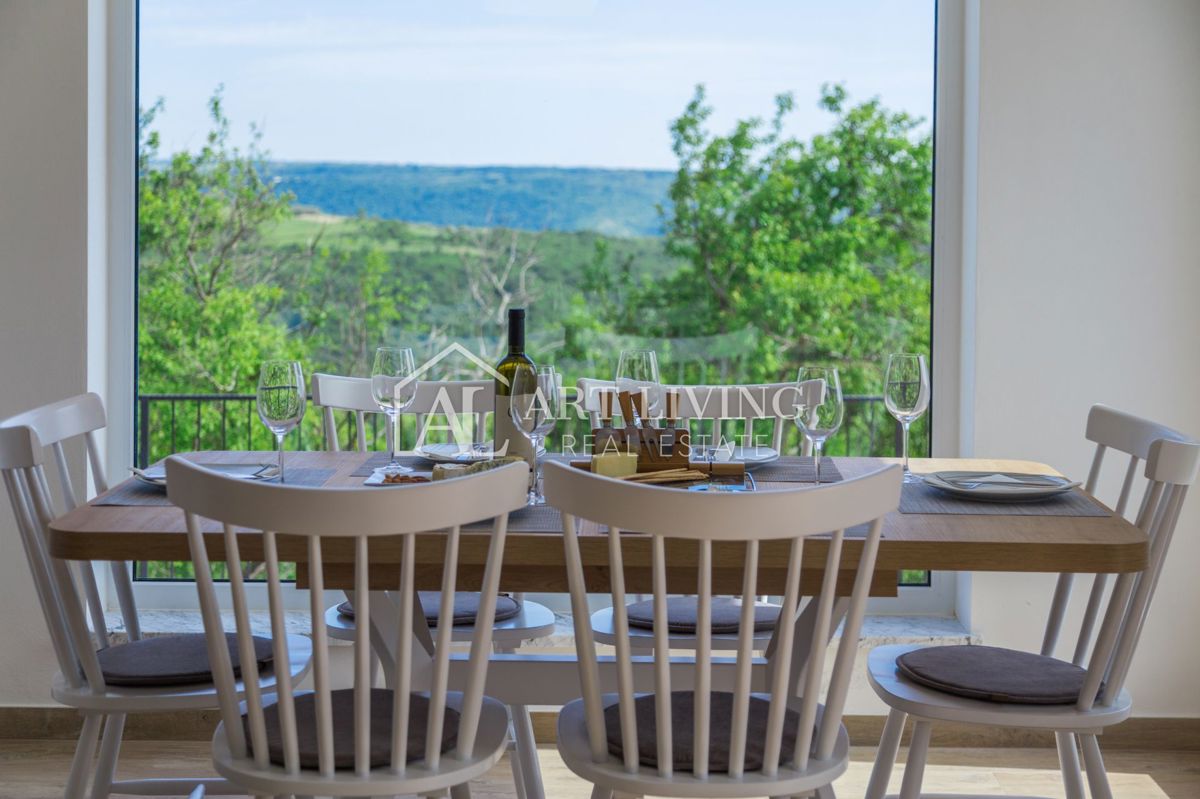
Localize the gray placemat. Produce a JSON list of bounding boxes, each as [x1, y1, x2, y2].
[[91, 468, 337, 507], [749, 456, 843, 483], [899, 482, 1110, 517], [350, 453, 430, 477], [464, 503, 564, 533]]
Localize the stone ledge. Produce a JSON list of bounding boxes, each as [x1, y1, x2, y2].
[[106, 609, 975, 650]]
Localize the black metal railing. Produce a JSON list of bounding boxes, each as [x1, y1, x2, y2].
[[133, 391, 927, 585]]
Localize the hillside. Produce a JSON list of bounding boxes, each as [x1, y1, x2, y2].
[[269, 162, 674, 237]]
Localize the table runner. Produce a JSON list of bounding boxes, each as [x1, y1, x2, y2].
[[899, 482, 1110, 517], [90, 468, 337, 507]]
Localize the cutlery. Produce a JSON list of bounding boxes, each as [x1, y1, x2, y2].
[[943, 476, 1080, 490]]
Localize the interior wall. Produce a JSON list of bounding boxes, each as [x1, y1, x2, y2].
[[0, 0, 90, 705], [960, 0, 1200, 716]]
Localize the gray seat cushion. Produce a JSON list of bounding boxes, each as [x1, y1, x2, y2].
[[896, 645, 1098, 705], [604, 691, 799, 772], [97, 633, 274, 687], [248, 688, 459, 770], [625, 597, 780, 634], [337, 593, 521, 626]]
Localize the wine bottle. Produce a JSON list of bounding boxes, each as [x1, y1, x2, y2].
[[493, 308, 536, 468]]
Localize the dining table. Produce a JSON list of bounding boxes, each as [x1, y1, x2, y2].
[[48, 450, 1147, 799]]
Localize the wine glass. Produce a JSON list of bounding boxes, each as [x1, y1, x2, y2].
[[510, 366, 560, 505], [256, 360, 306, 484], [884, 353, 931, 483], [371, 347, 418, 472], [794, 366, 844, 485], [614, 349, 662, 421]]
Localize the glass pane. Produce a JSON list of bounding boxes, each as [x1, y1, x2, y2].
[[136, 1, 935, 582]]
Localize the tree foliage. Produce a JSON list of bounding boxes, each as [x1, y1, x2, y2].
[[614, 84, 932, 391]]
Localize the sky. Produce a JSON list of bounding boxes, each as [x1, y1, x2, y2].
[[139, 0, 934, 170]]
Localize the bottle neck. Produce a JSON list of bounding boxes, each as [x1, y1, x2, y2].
[[507, 314, 525, 354]]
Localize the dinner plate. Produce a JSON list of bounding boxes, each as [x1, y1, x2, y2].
[[131, 462, 276, 488], [691, 445, 780, 469], [414, 442, 546, 464], [922, 471, 1079, 502]]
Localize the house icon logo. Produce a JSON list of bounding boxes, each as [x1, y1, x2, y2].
[[408, 341, 510, 386]]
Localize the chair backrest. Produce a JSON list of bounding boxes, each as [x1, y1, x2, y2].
[[0, 393, 142, 697], [575, 378, 824, 454], [167, 456, 528, 780], [1040, 404, 1200, 710], [311, 373, 494, 452], [544, 460, 900, 780]]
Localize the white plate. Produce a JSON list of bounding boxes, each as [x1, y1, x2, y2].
[[922, 471, 1079, 502], [691, 445, 780, 469], [131, 462, 276, 487], [414, 442, 546, 464]]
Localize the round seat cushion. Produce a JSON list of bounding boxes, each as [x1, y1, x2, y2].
[[337, 593, 522, 626], [97, 633, 274, 687], [248, 688, 458, 769], [625, 596, 780, 634], [603, 690, 799, 772], [896, 645, 1096, 705]]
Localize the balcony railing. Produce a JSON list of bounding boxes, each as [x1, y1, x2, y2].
[[133, 391, 927, 585], [136, 391, 906, 468]]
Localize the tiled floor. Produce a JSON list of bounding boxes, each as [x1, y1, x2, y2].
[[0, 740, 1195, 798]]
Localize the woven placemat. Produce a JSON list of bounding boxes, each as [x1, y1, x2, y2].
[[350, 453, 433, 477], [749, 456, 843, 483], [91, 468, 337, 507], [464, 503, 564, 533], [899, 482, 1110, 517]]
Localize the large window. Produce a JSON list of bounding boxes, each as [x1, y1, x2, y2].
[[135, 2, 936, 589]]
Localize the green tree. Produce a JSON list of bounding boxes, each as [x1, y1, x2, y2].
[[138, 89, 301, 396], [641, 84, 932, 393]]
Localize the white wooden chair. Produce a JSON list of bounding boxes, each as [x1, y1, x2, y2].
[[167, 455, 529, 798], [311, 372, 556, 798], [312, 371, 494, 451], [545, 459, 902, 799], [577, 378, 825, 653], [0, 393, 311, 798], [864, 404, 1200, 799]]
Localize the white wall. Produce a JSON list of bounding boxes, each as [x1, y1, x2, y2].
[[0, 0, 90, 705], [958, 0, 1200, 716]]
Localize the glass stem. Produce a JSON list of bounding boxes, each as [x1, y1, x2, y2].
[[902, 421, 911, 474], [276, 433, 285, 484], [531, 434, 543, 503], [814, 441, 823, 486], [389, 409, 399, 464]]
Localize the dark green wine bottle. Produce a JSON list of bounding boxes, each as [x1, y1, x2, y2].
[[494, 308, 536, 466]]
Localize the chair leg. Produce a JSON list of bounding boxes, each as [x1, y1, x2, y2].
[[65, 712, 104, 799], [510, 736, 529, 799], [450, 783, 472, 799], [898, 719, 932, 799], [588, 787, 613, 799], [1079, 734, 1115, 799], [865, 708, 908, 799], [89, 712, 126, 799], [511, 704, 545, 799], [1056, 731, 1086, 799]]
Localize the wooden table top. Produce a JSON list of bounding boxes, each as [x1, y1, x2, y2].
[[48, 451, 1147, 594]]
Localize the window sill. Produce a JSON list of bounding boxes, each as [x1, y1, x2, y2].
[[107, 609, 975, 649]]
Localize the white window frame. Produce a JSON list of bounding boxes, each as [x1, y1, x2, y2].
[[97, 0, 973, 617]]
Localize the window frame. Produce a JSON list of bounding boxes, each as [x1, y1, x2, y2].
[[100, 0, 968, 616]]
